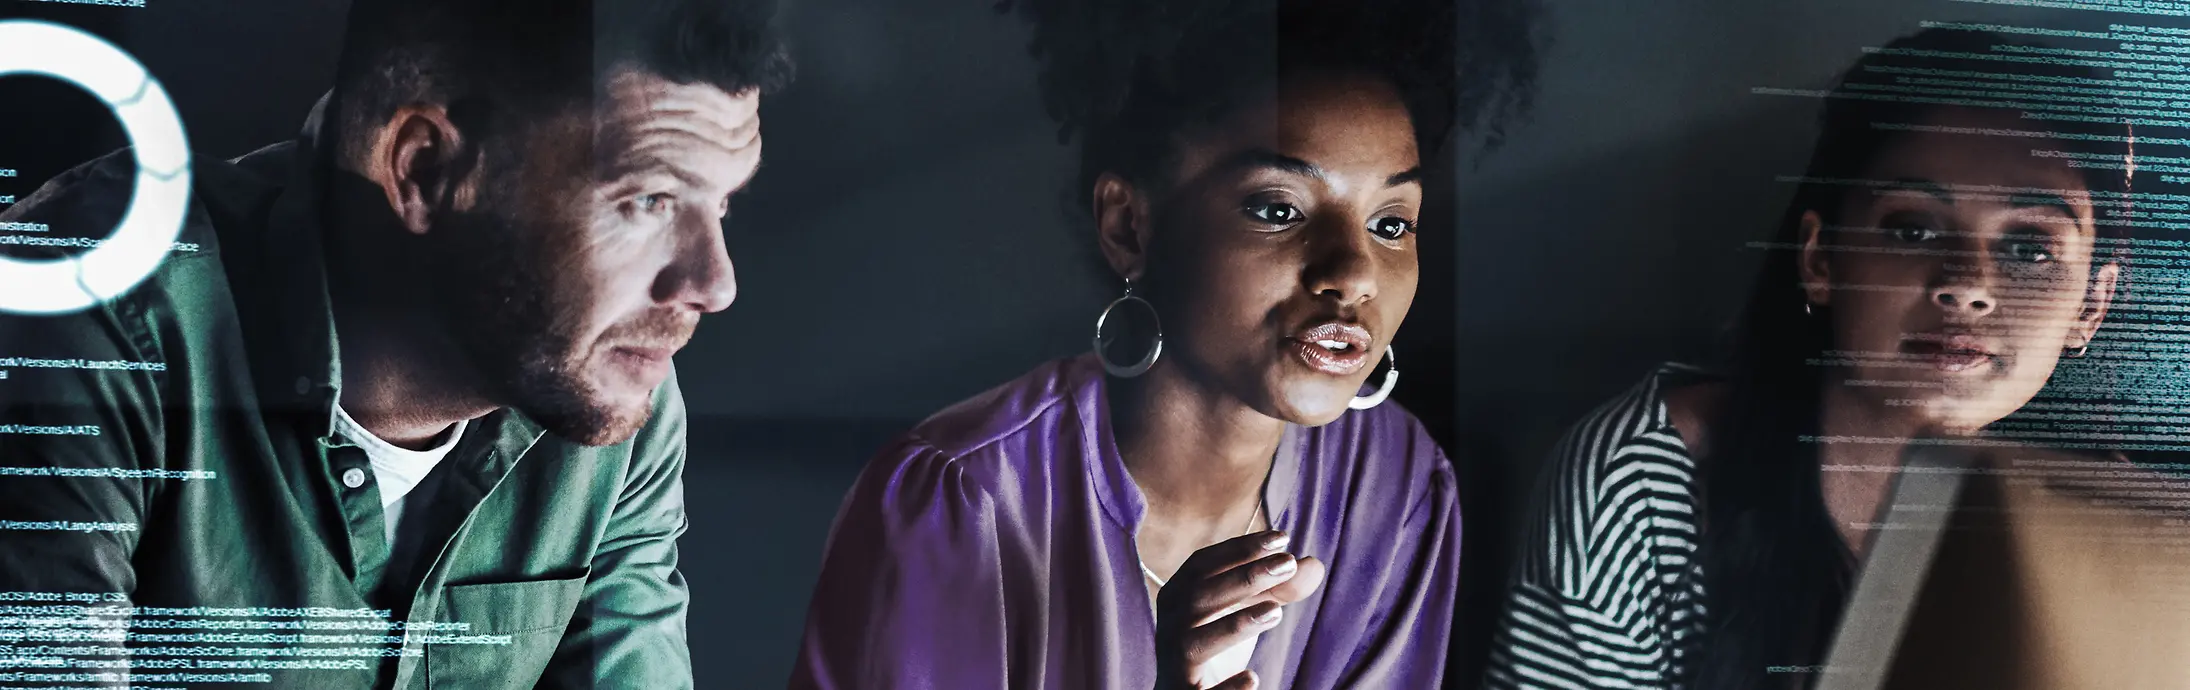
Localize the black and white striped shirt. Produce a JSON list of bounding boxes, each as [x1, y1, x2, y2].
[[1487, 364, 1710, 689]]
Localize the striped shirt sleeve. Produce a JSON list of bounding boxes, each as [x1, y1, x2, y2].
[[1486, 369, 1706, 689]]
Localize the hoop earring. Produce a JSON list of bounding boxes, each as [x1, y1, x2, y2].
[[1349, 346, 1399, 410], [2067, 343, 2090, 358], [1804, 302, 1815, 317], [1093, 281, 1162, 378]]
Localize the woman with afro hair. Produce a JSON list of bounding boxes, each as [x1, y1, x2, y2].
[[795, 1, 1542, 687]]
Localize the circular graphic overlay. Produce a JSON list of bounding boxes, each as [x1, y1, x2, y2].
[[0, 20, 190, 315]]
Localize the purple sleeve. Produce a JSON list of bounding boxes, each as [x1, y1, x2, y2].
[[790, 439, 1010, 690], [1339, 462, 1463, 688]]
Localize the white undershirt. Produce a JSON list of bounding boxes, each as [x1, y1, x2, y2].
[[331, 404, 466, 545]]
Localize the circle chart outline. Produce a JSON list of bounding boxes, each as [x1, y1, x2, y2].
[[0, 19, 191, 315]]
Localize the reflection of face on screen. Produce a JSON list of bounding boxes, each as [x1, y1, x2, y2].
[[1135, 70, 1423, 426], [1800, 106, 2116, 435], [416, 70, 761, 446]]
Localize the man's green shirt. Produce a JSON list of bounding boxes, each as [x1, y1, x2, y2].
[[0, 138, 693, 689]]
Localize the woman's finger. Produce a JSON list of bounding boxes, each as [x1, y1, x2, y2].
[[1173, 530, 1290, 584], [1263, 555, 1326, 605], [1181, 600, 1283, 667], [1187, 551, 1298, 625]]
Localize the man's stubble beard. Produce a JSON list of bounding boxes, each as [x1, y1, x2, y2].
[[421, 203, 654, 447]]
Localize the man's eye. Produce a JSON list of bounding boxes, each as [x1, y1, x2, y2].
[[1370, 216, 1415, 240], [631, 193, 673, 216], [1245, 203, 1304, 224]]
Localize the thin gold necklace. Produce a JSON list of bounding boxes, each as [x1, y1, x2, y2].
[[1139, 498, 1265, 588]]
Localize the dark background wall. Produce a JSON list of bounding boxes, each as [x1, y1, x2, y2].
[[0, 0, 2102, 686]]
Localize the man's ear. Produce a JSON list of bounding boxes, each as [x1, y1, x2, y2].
[[1092, 172, 1152, 283], [1797, 210, 1833, 308], [366, 104, 477, 236]]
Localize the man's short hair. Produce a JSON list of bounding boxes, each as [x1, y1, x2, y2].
[[327, 0, 793, 166]]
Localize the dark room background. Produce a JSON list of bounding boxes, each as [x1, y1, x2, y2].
[[0, 0, 2102, 686]]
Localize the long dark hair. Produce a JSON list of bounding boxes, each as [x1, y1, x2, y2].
[[1691, 27, 2136, 688]]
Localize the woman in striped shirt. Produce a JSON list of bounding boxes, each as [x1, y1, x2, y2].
[[1488, 27, 2133, 689]]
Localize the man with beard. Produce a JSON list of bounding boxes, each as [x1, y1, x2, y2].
[[0, 0, 788, 687]]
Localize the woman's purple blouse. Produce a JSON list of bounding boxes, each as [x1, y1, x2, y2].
[[792, 354, 1462, 689]]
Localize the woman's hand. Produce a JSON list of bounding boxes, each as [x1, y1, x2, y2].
[[1152, 530, 1328, 690]]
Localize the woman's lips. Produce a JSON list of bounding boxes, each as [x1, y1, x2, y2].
[[1901, 334, 1997, 373], [1289, 322, 1373, 376]]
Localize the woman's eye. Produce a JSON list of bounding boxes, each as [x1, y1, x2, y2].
[[2007, 240, 2053, 263], [1245, 203, 1304, 225], [1890, 224, 1939, 243], [1370, 216, 1415, 240]]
